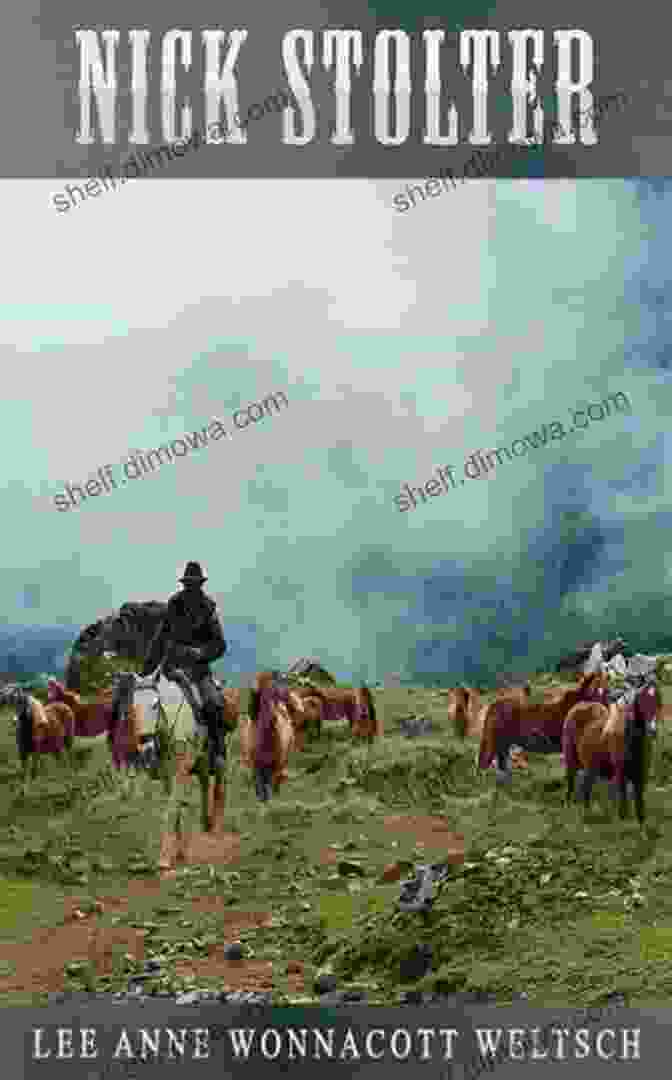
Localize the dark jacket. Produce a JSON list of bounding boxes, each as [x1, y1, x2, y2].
[[142, 590, 226, 679]]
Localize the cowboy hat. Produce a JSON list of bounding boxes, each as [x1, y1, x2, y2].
[[179, 561, 208, 583]]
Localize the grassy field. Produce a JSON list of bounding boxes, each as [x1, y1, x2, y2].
[[2, 679, 672, 1008]]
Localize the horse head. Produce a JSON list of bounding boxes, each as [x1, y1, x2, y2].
[[47, 678, 66, 703]]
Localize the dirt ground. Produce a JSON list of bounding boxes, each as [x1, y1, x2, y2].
[[0, 813, 463, 998], [158, 830, 242, 868], [0, 922, 148, 994], [0, 904, 301, 996], [383, 816, 466, 859]]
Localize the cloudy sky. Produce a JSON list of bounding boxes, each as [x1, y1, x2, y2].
[[1, 170, 669, 685]]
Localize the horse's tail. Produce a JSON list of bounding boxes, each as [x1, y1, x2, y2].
[[477, 701, 502, 769], [452, 688, 470, 738], [16, 699, 34, 759]]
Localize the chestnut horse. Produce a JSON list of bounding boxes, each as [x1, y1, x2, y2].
[[240, 673, 304, 790], [48, 678, 143, 769], [296, 682, 380, 741], [0, 686, 76, 791], [478, 671, 603, 782], [451, 684, 531, 739], [563, 679, 660, 825]]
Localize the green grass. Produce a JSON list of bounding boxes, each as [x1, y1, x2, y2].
[[1, 679, 672, 1006]]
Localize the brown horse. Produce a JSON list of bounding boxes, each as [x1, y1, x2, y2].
[[447, 687, 474, 737], [0, 686, 76, 791], [240, 673, 303, 792], [296, 682, 380, 743], [563, 679, 660, 825], [291, 693, 323, 749], [297, 682, 360, 728], [48, 678, 143, 768], [452, 684, 530, 739], [478, 671, 603, 782]]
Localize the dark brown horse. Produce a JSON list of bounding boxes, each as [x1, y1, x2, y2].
[[562, 679, 660, 825], [478, 671, 603, 782]]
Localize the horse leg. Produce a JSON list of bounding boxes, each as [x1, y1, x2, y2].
[[618, 775, 630, 820], [633, 780, 645, 827], [64, 735, 75, 775], [211, 766, 226, 832], [19, 754, 30, 797], [565, 767, 577, 805], [200, 773, 211, 832], [577, 768, 596, 817], [489, 746, 509, 813], [190, 748, 211, 832]]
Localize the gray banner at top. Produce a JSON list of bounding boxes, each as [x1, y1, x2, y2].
[[2, 0, 672, 177]]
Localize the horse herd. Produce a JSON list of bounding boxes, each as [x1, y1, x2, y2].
[[0, 664, 661, 828], [0, 671, 381, 806], [447, 669, 661, 825]]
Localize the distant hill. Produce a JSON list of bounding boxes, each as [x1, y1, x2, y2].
[[0, 623, 77, 682]]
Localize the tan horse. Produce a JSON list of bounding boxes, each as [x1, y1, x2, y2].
[[447, 687, 483, 737], [291, 693, 324, 750], [240, 673, 303, 789], [451, 684, 530, 739], [563, 679, 660, 825], [1, 687, 76, 791]]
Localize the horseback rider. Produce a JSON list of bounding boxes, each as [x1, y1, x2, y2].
[[141, 562, 229, 775]]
